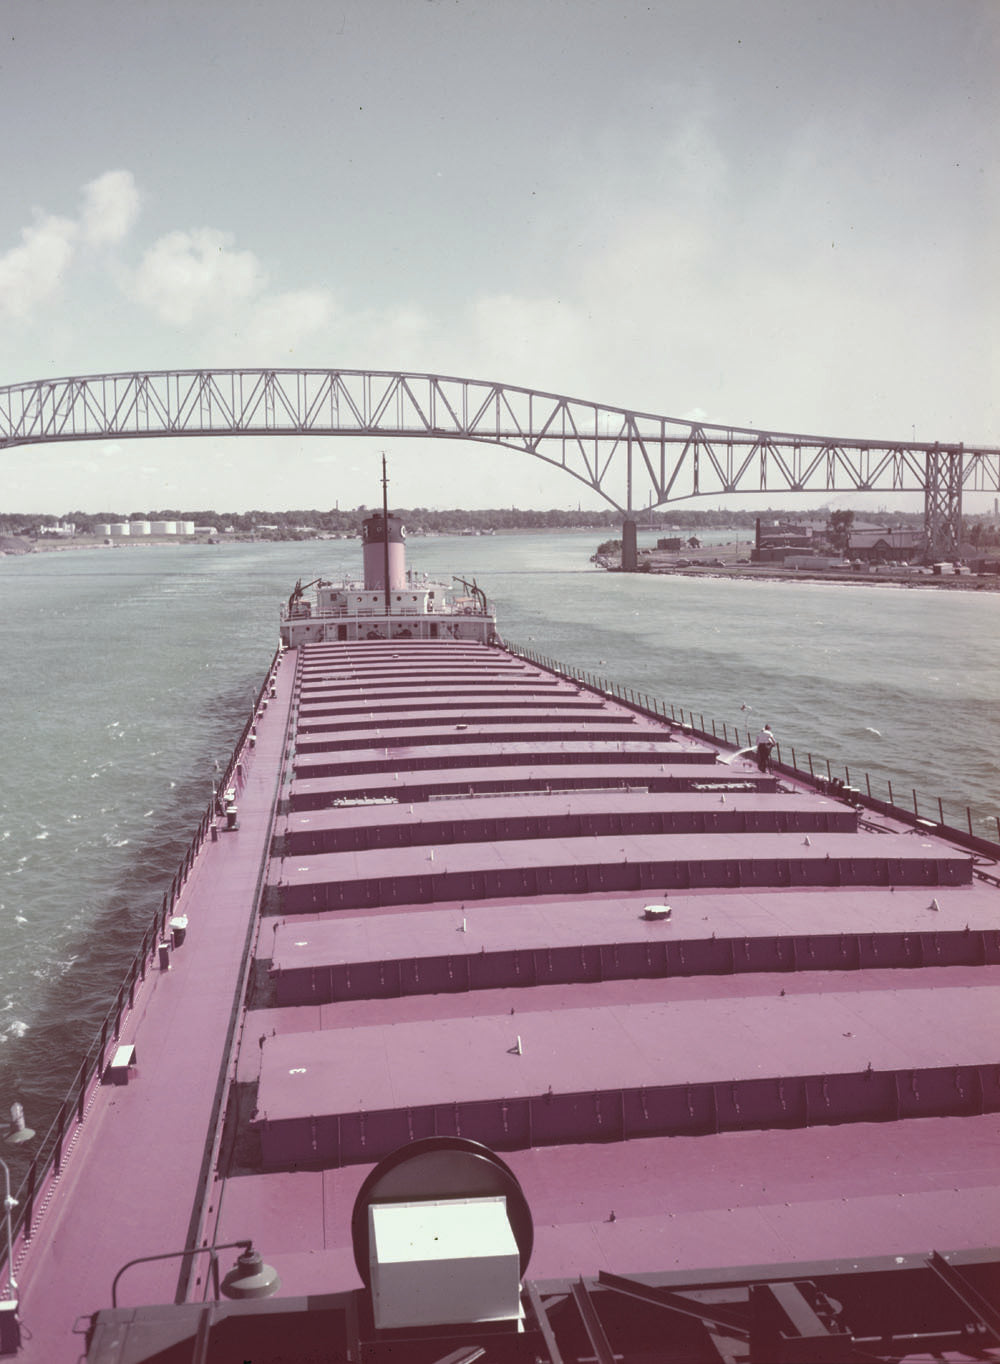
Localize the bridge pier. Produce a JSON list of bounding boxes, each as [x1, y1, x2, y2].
[[621, 519, 638, 572], [923, 445, 963, 559]]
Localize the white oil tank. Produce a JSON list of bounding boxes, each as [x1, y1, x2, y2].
[[151, 521, 176, 535], [110, 523, 131, 536], [129, 521, 151, 535], [177, 520, 195, 536], [95, 524, 112, 537]]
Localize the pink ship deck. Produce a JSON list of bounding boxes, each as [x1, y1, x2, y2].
[[288, 759, 770, 807], [252, 968, 999, 1168], [8, 634, 1000, 1363]]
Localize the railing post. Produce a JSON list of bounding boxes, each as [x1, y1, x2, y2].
[[54, 1101, 67, 1174], [23, 1158, 37, 1238]]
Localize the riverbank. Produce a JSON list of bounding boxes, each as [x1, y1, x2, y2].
[[593, 545, 1000, 591], [0, 534, 215, 555]]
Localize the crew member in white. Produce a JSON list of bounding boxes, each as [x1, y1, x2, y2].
[[755, 724, 776, 772]]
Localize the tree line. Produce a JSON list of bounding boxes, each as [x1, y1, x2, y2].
[[5, 505, 998, 543], [4, 505, 776, 535]]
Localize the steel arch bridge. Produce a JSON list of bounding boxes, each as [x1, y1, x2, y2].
[[2, 367, 997, 555]]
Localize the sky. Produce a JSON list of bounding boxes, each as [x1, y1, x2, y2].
[[0, 0, 997, 514]]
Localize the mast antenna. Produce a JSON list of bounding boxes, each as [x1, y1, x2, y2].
[[380, 452, 391, 618]]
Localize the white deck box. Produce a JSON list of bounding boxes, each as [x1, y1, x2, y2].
[[369, 1195, 520, 1330]]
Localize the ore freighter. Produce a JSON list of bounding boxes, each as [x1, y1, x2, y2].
[[2, 501, 999, 1364]]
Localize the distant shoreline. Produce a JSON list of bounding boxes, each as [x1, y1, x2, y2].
[[594, 558, 1000, 592], [1, 526, 589, 556], [5, 533, 999, 592]]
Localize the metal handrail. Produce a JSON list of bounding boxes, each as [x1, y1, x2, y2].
[[0, 648, 282, 1287], [502, 638, 1000, 855], [281, 599, 493, 621]]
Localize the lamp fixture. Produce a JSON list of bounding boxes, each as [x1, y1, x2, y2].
[[2, 1106, 33, 1148], [220, 1244, 281, 1300], [112, 1239, 279, 1308]]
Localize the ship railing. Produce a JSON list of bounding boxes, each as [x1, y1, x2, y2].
[[280, 600, 492, 622], [306, 604, 424, 619], [502, 638, 1000, 860], [0, 646, 283, 1291]]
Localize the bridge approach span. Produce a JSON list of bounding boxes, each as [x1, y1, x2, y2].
[[2, 368, 997, 554]]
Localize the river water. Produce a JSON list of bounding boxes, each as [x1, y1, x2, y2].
[[1, 531, 997, 1140]]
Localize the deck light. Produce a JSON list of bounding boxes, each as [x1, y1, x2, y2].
[[111, 1238, 279, 1307], [220, 1243, 281, 1299], [2, 1107, 33, 1147]]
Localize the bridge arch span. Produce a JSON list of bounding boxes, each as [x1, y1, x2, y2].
[[1, 367, 997, 555]]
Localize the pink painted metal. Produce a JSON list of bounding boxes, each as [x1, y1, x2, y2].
[[8, 598, 1000, 1362]]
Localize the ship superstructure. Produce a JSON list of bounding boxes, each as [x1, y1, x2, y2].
[[2, 513, 999, 1363], [280, 511, 494, 648]]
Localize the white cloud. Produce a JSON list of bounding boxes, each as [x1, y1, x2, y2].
[[460, 294, 589, 393], [0, 169, 138, 326], [235, 288, 336, 359], [81, 170, 141, 246], [0, 213, 78, 320], [128, 228, 265, 326]]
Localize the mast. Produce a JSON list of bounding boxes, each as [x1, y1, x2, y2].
[[381, 452, 391, 618]]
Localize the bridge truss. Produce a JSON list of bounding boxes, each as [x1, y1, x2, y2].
[[1, 368, 997, 554]]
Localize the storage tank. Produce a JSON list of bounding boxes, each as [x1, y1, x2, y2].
[[129, 521, 151, 535], [110, 523, 131, 536], [95, 524, 112, 537], [151, 521, 176, 535], [177, 520, 195, 536]]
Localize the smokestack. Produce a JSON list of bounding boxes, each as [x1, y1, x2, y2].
[[362, 514, 406, 591]]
